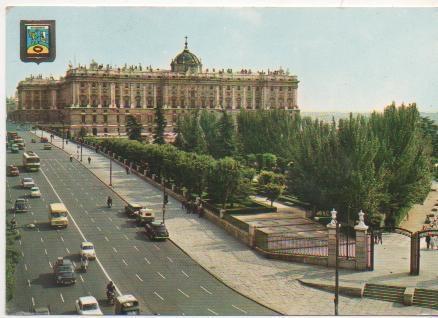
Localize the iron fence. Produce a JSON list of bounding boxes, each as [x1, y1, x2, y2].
[[261, 236, 329, 256]]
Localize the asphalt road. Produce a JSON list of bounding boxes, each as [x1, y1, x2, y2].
[[6, 124, 278, 316]]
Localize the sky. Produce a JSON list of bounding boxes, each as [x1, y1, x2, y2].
[[5, 6, 438, 113]]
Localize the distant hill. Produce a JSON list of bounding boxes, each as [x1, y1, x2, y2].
[[301, 112, 438, 124]]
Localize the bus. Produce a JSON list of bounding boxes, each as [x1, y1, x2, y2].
[[22, 151, 40, 171], [49, 203, 69, 228]]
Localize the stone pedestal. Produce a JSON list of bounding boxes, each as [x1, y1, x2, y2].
[[327, 224, 338, 267]]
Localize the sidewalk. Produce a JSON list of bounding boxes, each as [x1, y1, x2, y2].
[[41, 132, 438, 315]]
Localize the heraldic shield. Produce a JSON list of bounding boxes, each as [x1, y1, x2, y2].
[[20, 20, 56, 64]]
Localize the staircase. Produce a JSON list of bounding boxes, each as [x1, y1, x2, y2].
[[413, 288, 438, 310], [363, 283, 405, 303]]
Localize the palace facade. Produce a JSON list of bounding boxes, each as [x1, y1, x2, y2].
[[11, 39, 299, 137]]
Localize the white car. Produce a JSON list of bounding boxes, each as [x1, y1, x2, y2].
[[75, 296, 103, 316], [30, 186, 41, 198], [80, 242, 96, 259], [21, 177, 35, 188]]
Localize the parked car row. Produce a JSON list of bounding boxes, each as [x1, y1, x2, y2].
[[124, 202, 169, 240]]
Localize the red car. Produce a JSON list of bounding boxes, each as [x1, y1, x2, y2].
[[7, 165, 19, 176], [40, 137, 48, 143]]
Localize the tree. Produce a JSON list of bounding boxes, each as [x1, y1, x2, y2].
[[215, 110, 237, 158], [126, 115, 142, 141], [153, 103, 167, 144], [264, 183, 285, 206]]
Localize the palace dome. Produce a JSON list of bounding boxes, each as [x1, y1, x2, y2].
[[171, 37, 202, 73]]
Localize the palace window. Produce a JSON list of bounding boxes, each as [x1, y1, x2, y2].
[[237, 86, 240, 90], [227, 86, 230, 90], [137, 84, 140, 89], [104, 128, 108, 134], [103, 83, 107, 88], [116, 115, 120, 123], [288, 87, 292, 91], [125, 83, 129, 88], [92, 83, 96, 88], [279, 87, 283, 91], [81, 82, 85, 88], [92, 115, 97, 123], [81, 115, 85, 123], [103, 115, 108, 123]]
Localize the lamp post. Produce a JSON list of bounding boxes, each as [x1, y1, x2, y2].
[[162, 176, 168, 224], [80, 138, 83, 162], [335, 220, 340, 316], [109, 151, 113, 187]]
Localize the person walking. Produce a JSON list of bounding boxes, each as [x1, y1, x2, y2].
[[69, 154, 73, 162], [430, 234, 436, 250], [88, 156, 91, 164], [378, 231, 383, 244], [426, 234, 431, 249]]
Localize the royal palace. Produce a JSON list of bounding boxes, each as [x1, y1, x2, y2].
[[11, 39, 299, 137]]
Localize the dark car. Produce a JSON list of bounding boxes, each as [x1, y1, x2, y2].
[[125, 203, 144, 217], [54, 259, 76, 285], [7, 165, 20, 176], [144, 221, 169, 241], [14, 198, 30, 213]]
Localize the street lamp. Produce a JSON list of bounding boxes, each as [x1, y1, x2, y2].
[[335, 220, 340, 316], [80, 138, 83, 162], [109, 150, 113, 187], [162, 177, 168, 224]]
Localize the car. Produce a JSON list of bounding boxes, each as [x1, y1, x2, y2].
[[30, 186, 41, 198], [54, 258, 76, 285], [14, 198, 30, 213], [75, 296, 103, 316], [7, 165, 20, 176], [144, 221, 169, 241], [125, 203, 144, 217], [31, 138, 36, 143], [115, 294, 140, 315], [32, 306, 50, 315], [11, 144, 19, 153], [40, 137, 48, 143], [80, 242, 96, 260], [21, 177, 35, 188], [135, 208, 155, 225], [43, 144, 52, 150]]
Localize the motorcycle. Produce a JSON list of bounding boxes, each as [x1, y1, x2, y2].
[[79, 257, 89, 272], [107, 290, 115, 305]]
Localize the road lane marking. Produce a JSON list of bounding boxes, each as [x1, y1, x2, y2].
[[115, 226, 120, 230], [181, 270, 189, 278], [133, 245, 139, 251], [40, 237, 44, 242], [44, 249, 48, 255], [104, 236, 109, 242], [178, 288, 190, 298], [136, 274, 143, 282], [73, 261, 76, 267], [19, 239, 22, 246], [154, 291, 164, 301], [24, 264, 28, 271], [21, 251, 24, 257], [200, 286, 212, 295], [108, 217, 113, 222], [30, 211, 34, 215], [112, 247, 118, 253], [60, 293, 65, 303], [157, 272, 166, 279], [27, 280, 31, 288], [153, 244, 160, 250], [80, 204, 83, 208], [123, 234, 129, 240], [60, 236, 64, 242], [122, 259, 128, 266], [39, 168, 122, 296], [97, 226, 102, 232], [84, 210, 89, 215], [31, 297, 35, 306], [207, 308, 218, 316], [167, 256, 173, 263], [90, 218, 95, 223], [37, 227, 40, 232], [144, 257, 150, 264], [232, 305, 247, 314], [49, 261, 52, 268], [66, 248, 70, 254], [80, 275, 84, 282]]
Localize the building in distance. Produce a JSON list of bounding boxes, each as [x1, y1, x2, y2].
[[11, 38, 299, 137]]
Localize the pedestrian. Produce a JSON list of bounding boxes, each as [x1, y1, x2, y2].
[[88, 156, 91, 164], [430, 234, 436, 250], [69, 154, 73, 162], [126, 166, 130, 175], [374, 231, 379, 244], [378, 231, 383, 244], [426, 234, 431, 249], [198, 203, 204, 218]]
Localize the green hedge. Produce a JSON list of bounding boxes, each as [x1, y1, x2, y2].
[[6, 231, 20, 301]]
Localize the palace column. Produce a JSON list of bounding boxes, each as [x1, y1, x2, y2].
[[130, 83, 135, 108], [185, 85, 189, 108], [215, 85, 220, 108], [72, 83, 76, 106], [88, 84, 91, 107], [98, 83, 102, 108], [143, 85, 147, 109], [231, 86, 236, 109], [242, 86, 247, 109], [110, 83, 115, 108], [252, 87, 256, 109], [153, 84, 157, 108], [222, 85, 226, 108]]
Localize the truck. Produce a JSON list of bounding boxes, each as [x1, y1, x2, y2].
[[22, 151, 40, 171]]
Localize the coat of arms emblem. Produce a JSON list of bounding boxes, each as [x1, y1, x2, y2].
[[20, 20, 56, 64]]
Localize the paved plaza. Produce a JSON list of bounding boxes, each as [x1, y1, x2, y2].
[[44, 131, 438, 315]]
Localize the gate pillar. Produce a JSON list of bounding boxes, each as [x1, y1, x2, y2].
[[354, 210, 369, 271], [327, 209, 339, 267], [410, 233, 420, 276]]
